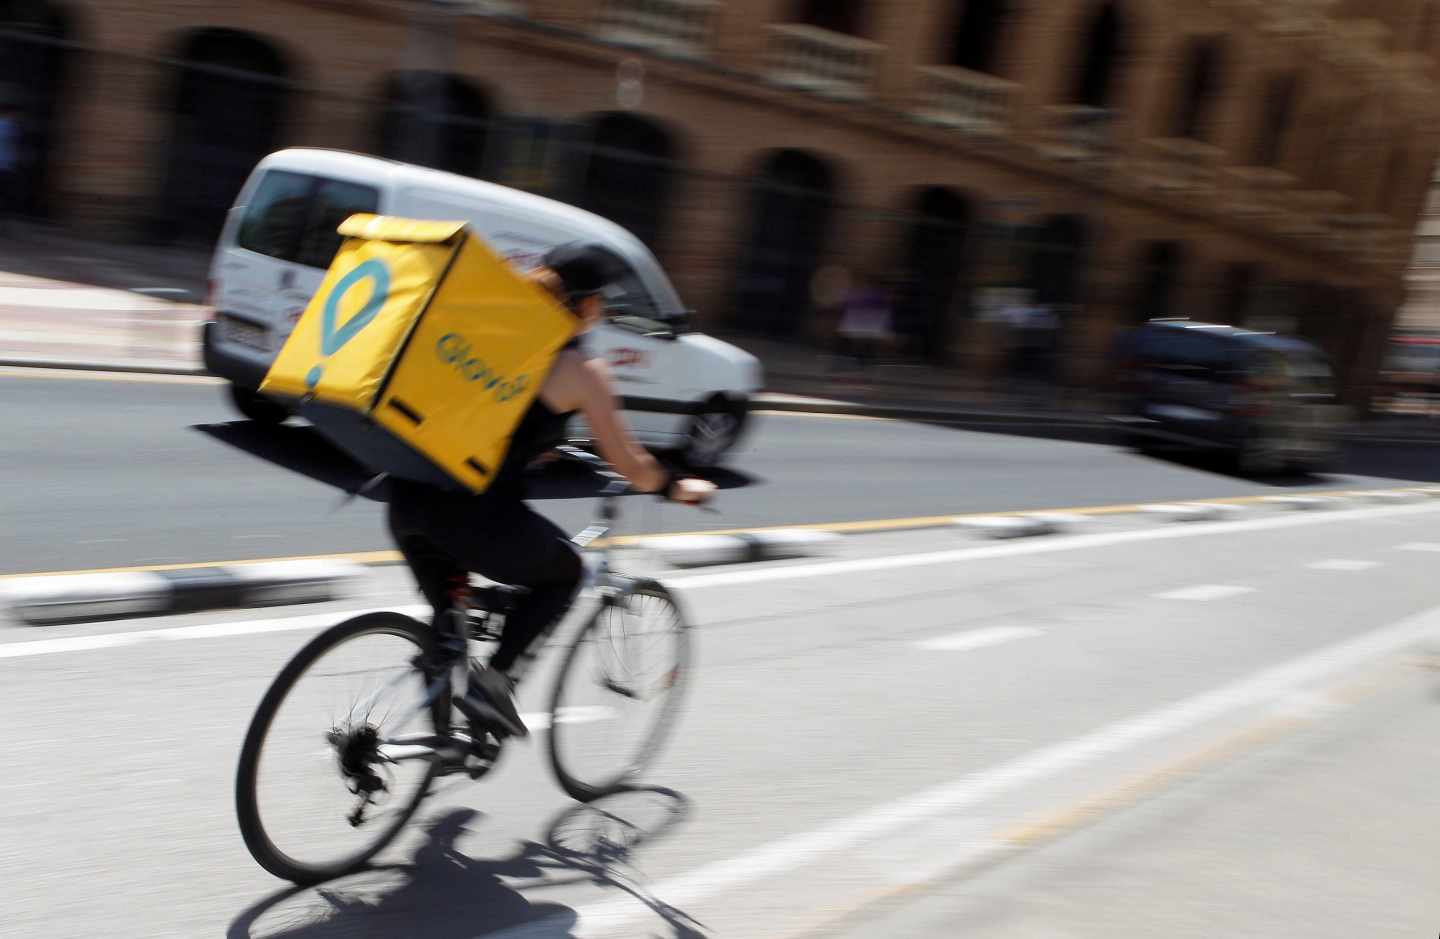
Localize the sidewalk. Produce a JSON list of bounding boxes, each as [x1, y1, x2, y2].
[[2, 228, 1439, 443]]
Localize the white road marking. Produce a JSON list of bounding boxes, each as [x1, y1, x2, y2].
[[1307, 559, 1380, 572], [490, 599, 1440, 939], [667, 501, 1440, 591], [915, 626, 1044, 652], [1397, 542, 1440, 552], [0, 605, 430, 660], [1154, 584, 1254, 601], [7, 501, 1440, 660]]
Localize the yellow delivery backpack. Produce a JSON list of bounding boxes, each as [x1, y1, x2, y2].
[[260, 214, 579, 494]]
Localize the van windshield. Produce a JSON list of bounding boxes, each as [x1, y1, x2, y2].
[[236, 170, 381, 269]]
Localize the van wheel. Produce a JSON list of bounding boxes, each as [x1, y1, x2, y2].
[[682, 399, 745, 470], [229, 385, 290, 425], [1235, 432, 1281, 478]]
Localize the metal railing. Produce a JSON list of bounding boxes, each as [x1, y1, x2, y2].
[[594, 0, 718, 58], [766, 23, 880, 101], [912, 65, 1015, 136]]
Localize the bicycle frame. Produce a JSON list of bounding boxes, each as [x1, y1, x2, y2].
[[374, 447, 635, 767]]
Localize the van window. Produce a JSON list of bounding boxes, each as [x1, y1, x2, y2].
[[296, 179, 383, 269], [598, 254, 672, 334], [237, 170, 310, 261], [236, 170, 380, 269]]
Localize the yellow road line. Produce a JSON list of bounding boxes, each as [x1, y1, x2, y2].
[[4, 487, 1432, 580]]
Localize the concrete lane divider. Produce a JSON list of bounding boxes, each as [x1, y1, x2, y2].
[[1139, 502, 1245, 522], [650, 530, 842, 568], [955, 514, 1077, 539], [1, 559, 365, 626], [1355, 489, 1427, 503], [1262, 495, 1344, 511]]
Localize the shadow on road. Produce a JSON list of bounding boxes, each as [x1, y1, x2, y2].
[[193, 420, 758, 503], [227, 787, 703, 939], [1338, 443, 1440, 483]]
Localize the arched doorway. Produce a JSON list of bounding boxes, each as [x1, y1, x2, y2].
[[377, 71, 492, 178], [1171, 36, 1224, 140], [1133, 240, 1186, 321], [574, 112, 679, 250], [733, 149, 837, 338], [158, 29, 291, 243], [946, 0, 1009, 75], [1022, 214, 1090, 378], [896, 186, 974, 361], [1071, 1, 1124, 109], [0, 0, 74, 218]]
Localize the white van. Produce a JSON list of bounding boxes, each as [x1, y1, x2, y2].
[[203, 148, 762, 467]]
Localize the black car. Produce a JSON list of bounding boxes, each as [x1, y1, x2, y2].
[[1109, 320, 1344, 474]]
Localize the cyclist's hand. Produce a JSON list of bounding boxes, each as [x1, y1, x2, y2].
[[669, 478, 716, 505]]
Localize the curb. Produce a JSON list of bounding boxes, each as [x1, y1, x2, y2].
[[955, 514, 1077, 539], [648, 530, 842, 568], [755, 394, 1107, 429], [0, 355, 208, 376], [0, 559, 364, 626]]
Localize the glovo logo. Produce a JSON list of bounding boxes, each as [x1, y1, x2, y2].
[[305, 258, 391, 389], [436, 333, 530, 403]]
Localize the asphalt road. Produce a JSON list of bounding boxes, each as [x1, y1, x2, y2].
[[6, 500, 1440, 937], [4, 368, 1440, 575]]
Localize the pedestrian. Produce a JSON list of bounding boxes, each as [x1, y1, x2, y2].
[[811, 263, 851, 374], [836, 272, 894, 375]]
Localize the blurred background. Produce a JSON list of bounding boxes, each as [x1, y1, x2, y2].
[[11, 5, 1440, 938], [2, 0, 1440, 415]]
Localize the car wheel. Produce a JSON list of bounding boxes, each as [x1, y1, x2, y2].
[[229, 384, 290, 425], [681, 399, 745, 469]]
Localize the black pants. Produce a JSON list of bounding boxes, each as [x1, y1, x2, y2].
[[387, 481, 583, 675]]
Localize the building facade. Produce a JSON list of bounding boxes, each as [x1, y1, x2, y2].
[[1399, 161, 1440, 333], [4, 0, 1440, 402]]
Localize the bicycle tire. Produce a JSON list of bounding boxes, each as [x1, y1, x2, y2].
[[235, 611, 444, 885], [547, 580, 692, 803]]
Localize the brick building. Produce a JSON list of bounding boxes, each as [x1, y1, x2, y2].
[[4, 0, 1440, 402]]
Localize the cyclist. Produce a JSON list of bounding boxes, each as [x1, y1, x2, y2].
[[386, 242, 715, 739]]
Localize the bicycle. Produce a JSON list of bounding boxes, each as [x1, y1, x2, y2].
[[234, 448, 694, 885]]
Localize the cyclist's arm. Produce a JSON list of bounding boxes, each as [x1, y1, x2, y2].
[[550, 354, 669, 493]]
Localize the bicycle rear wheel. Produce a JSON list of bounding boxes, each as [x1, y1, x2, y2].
[[235, 612, 444, 884], [547, 580, 692, 802]]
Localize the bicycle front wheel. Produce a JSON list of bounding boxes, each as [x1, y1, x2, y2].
[[547, 580, 692, 802], [235, 612, 444, 884]]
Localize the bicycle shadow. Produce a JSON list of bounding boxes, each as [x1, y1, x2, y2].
[[192, 421, 758, 503], [226, 786, 703, 939]]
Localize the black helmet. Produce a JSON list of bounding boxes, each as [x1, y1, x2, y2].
[[542, 242, 616, 300]]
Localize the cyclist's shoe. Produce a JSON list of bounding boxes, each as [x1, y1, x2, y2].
[[456, 667, 529, 739]]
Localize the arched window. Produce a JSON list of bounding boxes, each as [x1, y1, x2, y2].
[[1172, 36, 1225, 141], [946, 0, 1009, 75], [794, 0, 865, 35], [1071, 2, 1124, 109]]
